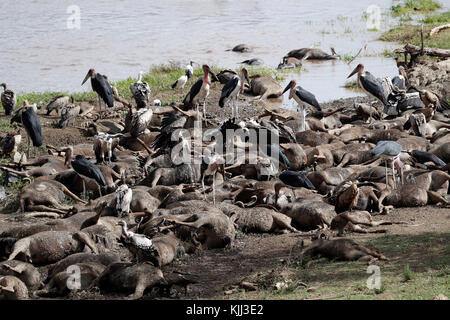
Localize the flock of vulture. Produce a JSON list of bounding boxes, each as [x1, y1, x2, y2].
[[0, 45, 449, 300]]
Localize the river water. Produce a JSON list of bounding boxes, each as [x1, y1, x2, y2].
[[0, 0, 411, 102]]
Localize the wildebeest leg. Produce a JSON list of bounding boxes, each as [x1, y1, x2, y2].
[[25, 205, 67, 214], [128, 280, 146, 300], [337, 154, 351, 168], [74, 232, 98, 254], [385, 159, 389, 188], [27, 136, 30, 159], [392, 160, 397, 189], [367, 189, 381, 212], [354, 244, 388, 261], [150, 169, 162, 187], [20, 211, 61, 219], [212, 173, 216, 205], [201, 175, 207, 202], [427, 190, 448, 205], [271, 215, 299, 233], [82, 180, 86, 199], [60, 184, 87, 204], [377, 189, 390, 212]]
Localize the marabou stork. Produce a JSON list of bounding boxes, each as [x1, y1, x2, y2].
[[45, 95, 69, 115], [371, 141, 404, 188], [1, 83, 16, 116], [19, 101, 42, 158], [279, 170, 315, 190], [409, 150, 446, 167], [70, 154, 107, 197], [183, 64, 212, 119], [150, 112, 191, 161], [215, 69, 238, 84], [347, 64, 388, 122], [117, 220, 159, 264], [219, 68, 249, 119], [200, 152, 225, 205], [113, 184, 133, 218], [282, 80, 321, 132], [130, 71, 151, 109], [391, 66, 408, 91], [81, 68, 114, 110]]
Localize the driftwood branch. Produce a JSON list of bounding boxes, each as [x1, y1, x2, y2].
[[347, 47, 363, 65], [395, 44, 450, 58], [430, 24, 450, 36]]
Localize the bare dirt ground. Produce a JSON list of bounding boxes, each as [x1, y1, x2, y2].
[[161, 206, 449, 299]]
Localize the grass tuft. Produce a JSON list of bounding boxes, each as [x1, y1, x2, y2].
[[403, 264, 414, 282], [391, 0, 442, 17], [379, 23, 450, 49]]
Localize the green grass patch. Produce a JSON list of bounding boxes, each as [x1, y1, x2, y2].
[[422, 10, 450, 24], [391, 0, 442, 17], [222, 232, 450, 300], [1, 63, 288, 113], [379, 23, 450, 49], [403, 264, 414, 282], [343, 80, 362, 90]]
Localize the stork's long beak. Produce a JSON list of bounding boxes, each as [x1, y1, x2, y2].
[[244, 72, 250, 84], [282, 82, 291, 95], [347, 66, 359, 79], [81, 71, 90, 85]]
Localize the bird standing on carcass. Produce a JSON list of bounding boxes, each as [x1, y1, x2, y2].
[[1, 83, 16, 116], [45, 95, 69, 115], [14, 101, 42, 158], [70, 154, 107, 197], [371, 140, 404, 188], [347, 64, 388, 121], [130, 106, 153, 137], [58, 98, 80, 128], [93, 132, 123, 164], [112, 185, 132, 218], [219, 68, 248, 119], [282, 80, 321, 132], [117, 221, 159, 265], [183, 64, 212, 119], [130, 71, 151, 109]]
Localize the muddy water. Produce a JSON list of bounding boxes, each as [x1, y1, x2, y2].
[[0, 0, 402, 102]]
